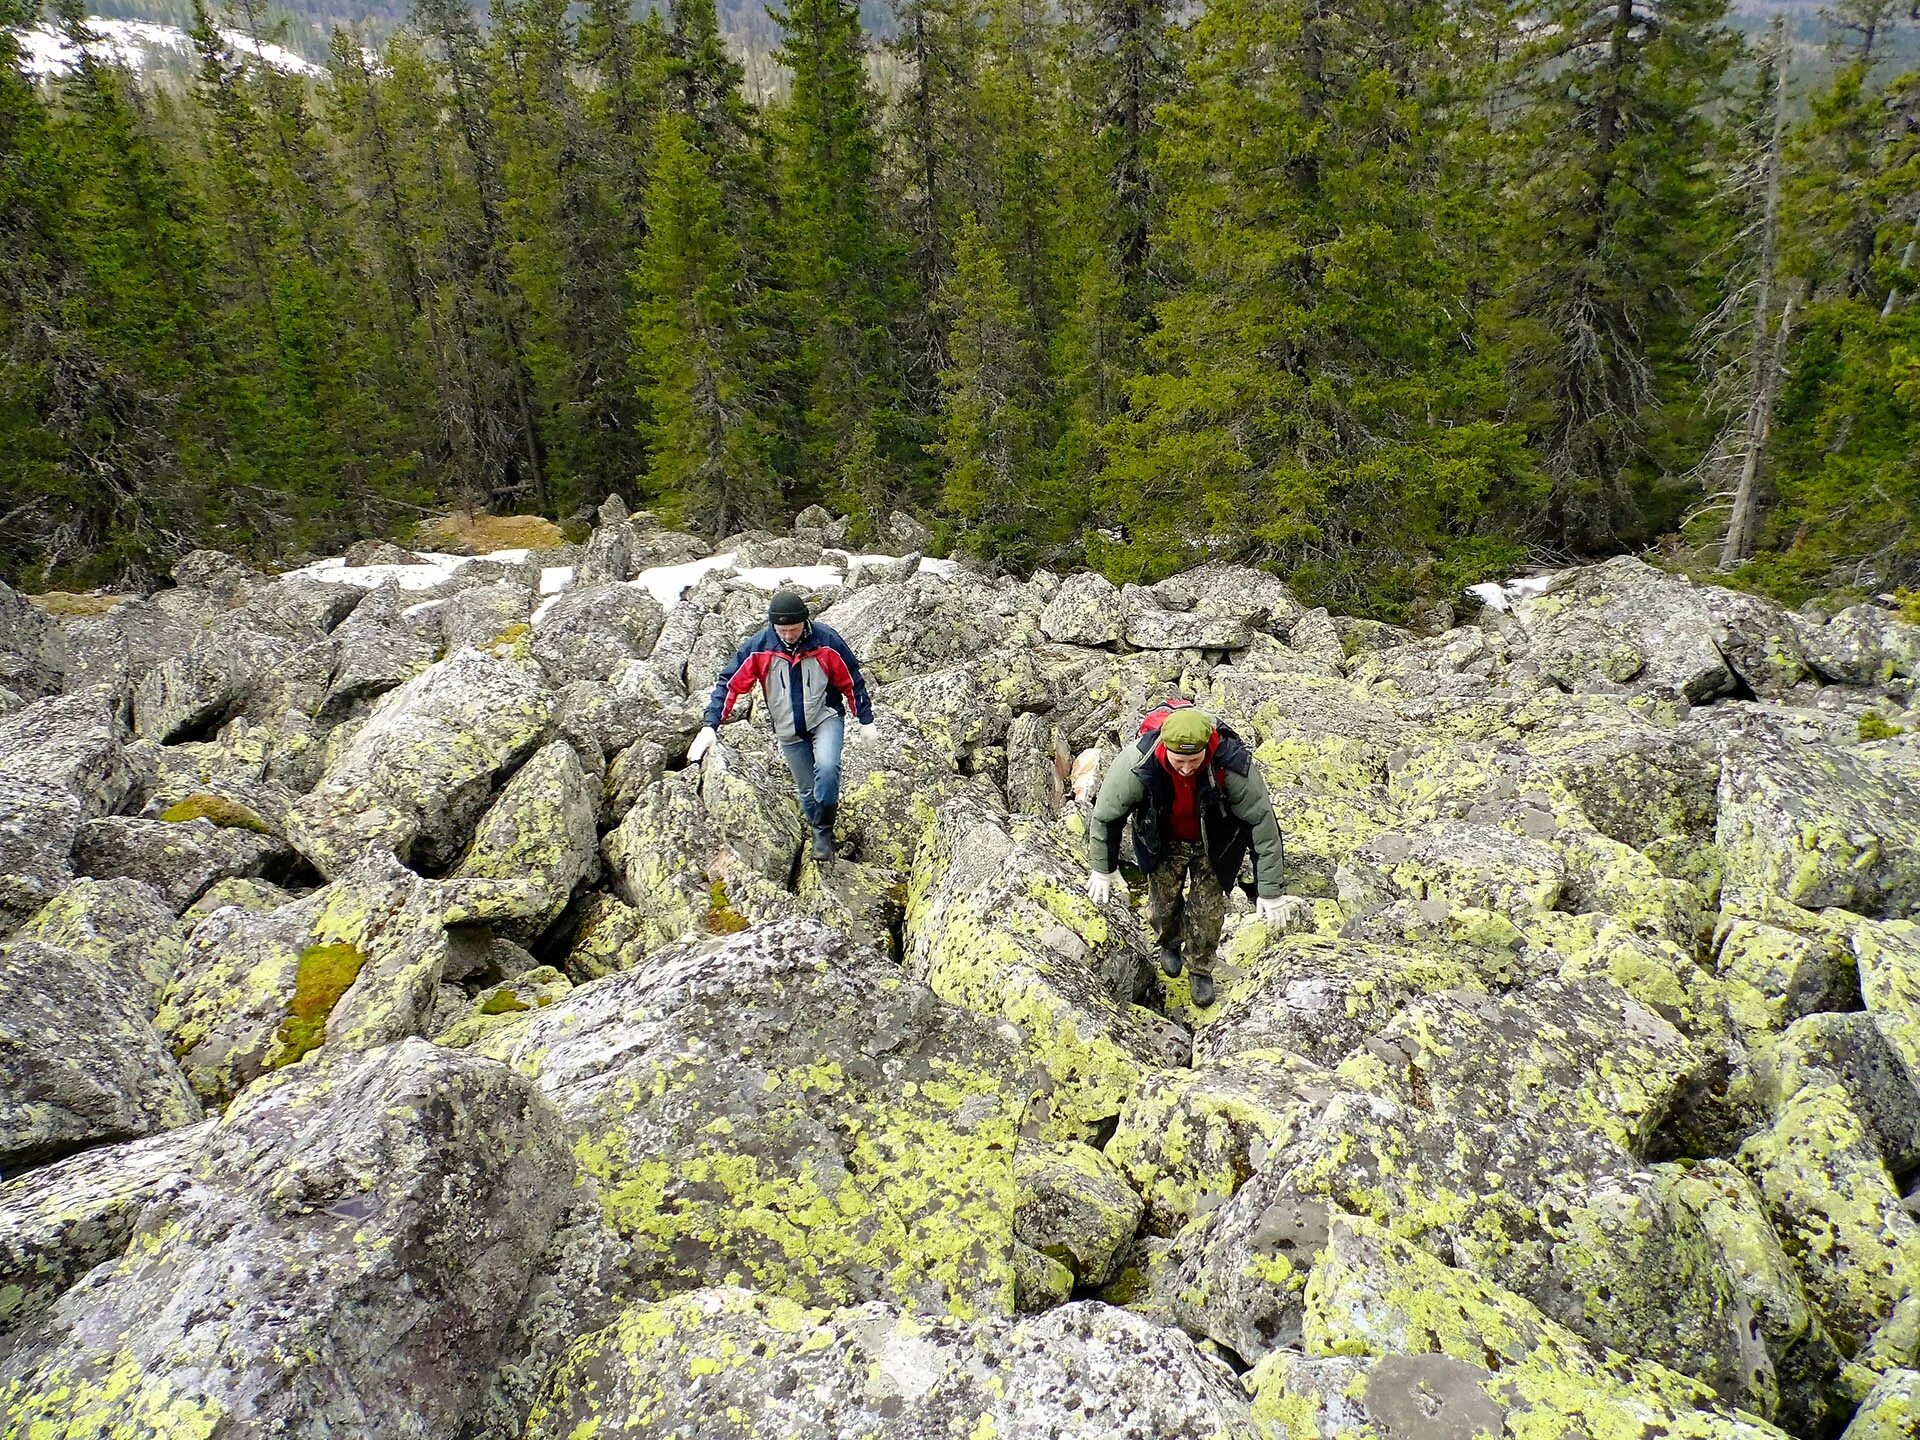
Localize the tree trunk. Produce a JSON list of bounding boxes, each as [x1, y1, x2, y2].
[[1720, 17, 1789, 570]]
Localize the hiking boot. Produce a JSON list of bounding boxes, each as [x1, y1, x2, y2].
[[811, 825, 834, 861], [1158, 944, 1184, 978], [1189, 972, 1216, 1008]]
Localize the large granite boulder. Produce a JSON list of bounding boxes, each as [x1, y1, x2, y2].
[[0, 1119, 213, 1331], [463, 919, 1040, 1317], [12, 876, 182, 1014], [1254, 1211, 1789, 1440], [0, 939, 202, 1174], [530, 583, 666, 685], [525, 1289, 1265, 1440], [0, 692, 131, 922], [0, 1040, 575, 1437], [445, 739, 598, 943], [284, 646, 552, 877], [0, 579, 65, 700], [905, 804, 1184, 1143], [1509, 556, 1737, 701], [1717, 724, 1920, 919], [1801, 604, 1920, 687], [157, 847, 467, 1105], [72, 814, 288, 914]]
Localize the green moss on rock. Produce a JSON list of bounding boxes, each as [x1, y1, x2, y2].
[[272, 942, 366, 1067], [158, 793, 272, 834]]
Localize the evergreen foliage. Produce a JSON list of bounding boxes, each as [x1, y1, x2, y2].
[[2, 0, 1919, 613]]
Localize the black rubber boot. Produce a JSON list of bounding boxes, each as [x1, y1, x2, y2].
[[1189, 972, 1216, 1007], [1158, 944, 1184, 978], [811, 803, 837, 861]]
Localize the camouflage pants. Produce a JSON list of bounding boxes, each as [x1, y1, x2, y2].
[[1146, 840, 1227, 977]]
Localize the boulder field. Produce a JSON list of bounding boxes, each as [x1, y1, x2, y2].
[[3, 501, 1920, 1438]]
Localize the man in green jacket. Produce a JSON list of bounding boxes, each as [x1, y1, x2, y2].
[[1086, 706, 1286, 1007]]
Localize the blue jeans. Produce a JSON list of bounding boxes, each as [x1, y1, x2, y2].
[[778, 711, 844, 827]]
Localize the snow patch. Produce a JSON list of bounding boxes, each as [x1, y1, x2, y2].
[[1467, 574, 1558, 613], [12, 17, 321, 77]]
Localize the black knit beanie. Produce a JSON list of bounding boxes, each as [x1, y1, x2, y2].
[[768, 590, 810, 624]]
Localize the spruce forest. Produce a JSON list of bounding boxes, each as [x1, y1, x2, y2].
[[3, 0, 1920, 620]]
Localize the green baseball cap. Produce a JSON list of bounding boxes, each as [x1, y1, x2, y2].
[[1160, 709, 1214, 754]]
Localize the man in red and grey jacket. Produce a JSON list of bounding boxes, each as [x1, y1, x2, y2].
[[689, 589, 875, 861]]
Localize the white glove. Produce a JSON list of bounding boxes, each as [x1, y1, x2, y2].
[[1256, 896, 1287, 924], [1088, 871, 1128, 905], [688, 726, 718, 763]]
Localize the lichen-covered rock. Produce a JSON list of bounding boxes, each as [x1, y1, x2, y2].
[[1012, 1138, 1143, 1288], [1124, 599, 1254, 652], [876, 663, 1012, 772], [1716, 725, 1920, 919], [1014, 1239, 1076, 1311], [1155, 562, 1305, 637], [523, 1288, 1266, 1440], [835, 716, 1006, 874], [184, 874, 293, 919], [1770, 1010, 1920, 1174], [72, 814, 288, 914], [1510, 556, 1737, 701], [0, 939, 202, 1173], [1278, 1212, 1790, 1440], [323, 601, 436, 717], [602, 755, 805, 952], [1005, 710, 1065, 815], [285, 646, 553, 877], [530, 583, 666, 684], [1844, 1369, 1920, 1440], [1851, 916, 1920, 1085], [157, 847, 463, 1105], [1715, 913, 1860, 1038], [0, 578, 66, 700], [438, 580, 535, 652], [1335, 818, 1565, 922], [0, 1119, 212, 1331], [1700, 586, 1814, 699], [1659, 1158, 1849, 1436], [906, 804, 1184, 1143], [431, 966, 573, 1049], [1195, 932, 1498, 1068], [0, 1039, 575, 1437], [0, 692, 131, 921], [14, 876, 181, 1015], [1167, 980, 1719, 1373], [133, 614, 330, 741], [560, 891, 654, 982], [1106, 1056, 1324, 1237], [1801, 604, 1920, 687], [444, 740, 598, 943], [1736, 1077, 1920, 1371], [464, 919, 1038, 1318], [819, 571, 1028, 684]]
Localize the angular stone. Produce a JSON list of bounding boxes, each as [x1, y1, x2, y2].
[[466, 919, 1038, 1316], [0, 578, 65, 701], [1511, 557, 1736, 701], [0, 1040, 574, 1438], [1335, 819, 1565, 922], [906, 804, 1184, 1143], [530, 583, 666, 685], [1737, 1078, 1920, 1365], [285, 647, 552, 877], [444, 740, 598, 943], [73, 814, 287, 914], [157, 848, 463, 1106], [15, 876, 182, 1015], [523, 1289, 1265, 1440], [1717, 727, 1920, 919], [0, 940, 202, 1173], [0, 1120, 213, 1331], [1012, 1139, 1143, 1288], [1106, 1055, 1324, 1237], [1700, 586, 1814, 699]]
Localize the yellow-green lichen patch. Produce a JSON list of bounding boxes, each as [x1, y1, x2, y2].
[[158, 793, 272, 834], [272, 942, 366, 1068], [1, 1353, 226, 1438], [1736, 1078, 1920, 1367]]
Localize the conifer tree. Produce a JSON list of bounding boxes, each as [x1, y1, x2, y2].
[[631, 113, 779, 534], [1501, 0, 1734, 543]]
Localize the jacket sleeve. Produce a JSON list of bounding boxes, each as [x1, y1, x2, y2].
[[702, 634, 759, 729], [1227, 765, 1286, 898], [1087, 745, 1146, 875], [820, 628, 873, 724]]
